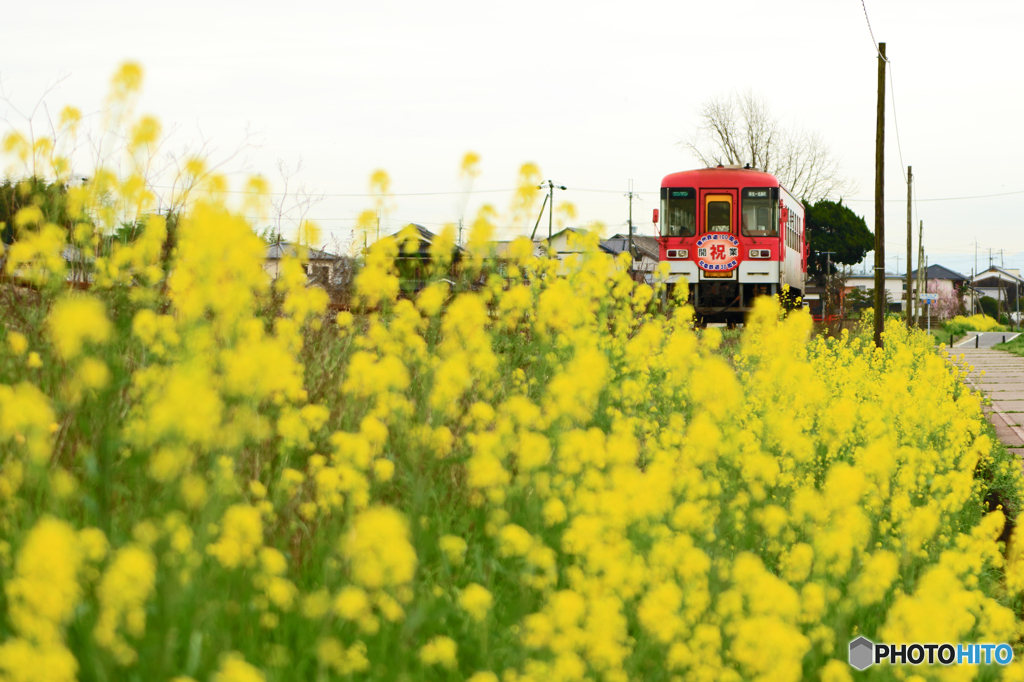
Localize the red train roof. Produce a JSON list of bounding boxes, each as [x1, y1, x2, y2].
[[661, 167, 780, 189]]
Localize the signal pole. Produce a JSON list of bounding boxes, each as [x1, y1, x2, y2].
[[905, 166, 912, 326], [873, 42, 887, 348]]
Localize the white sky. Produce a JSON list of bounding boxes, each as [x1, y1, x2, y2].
[[2, 0, 1022, 275]]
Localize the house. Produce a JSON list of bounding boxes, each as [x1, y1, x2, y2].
[[534, 227, 644, 279], [537, 227, 594, 260], [972, 266, 1022, 311], [844, 271, 906, 312], [382, 224, 464, 293], [907, 264, 970, 319], [909, 264, 969, 296], [265, 241, 340, 284], [601, 234, 660, 282]]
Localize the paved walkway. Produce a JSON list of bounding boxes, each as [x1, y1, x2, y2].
[[952, 331, 1021, 349], [945, 345, 1024, 452]]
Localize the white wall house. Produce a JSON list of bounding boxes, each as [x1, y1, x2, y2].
[[844, 272, 905, 305]]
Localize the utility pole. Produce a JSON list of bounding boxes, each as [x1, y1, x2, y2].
[[376, 209, 381, 242], [530, 193, 549, 242], [905, 166, 912, 326], [823, 251, 836, 322], [1000, 276, 1006, 324], [627, 180, 636, 261], [542, 180, 566, 242], [915, 220, 924, 326], [873, 42, 887, 348], [458, 218, 464, 247], [925, 254, 931, 334], [549, 182, 554, 241]]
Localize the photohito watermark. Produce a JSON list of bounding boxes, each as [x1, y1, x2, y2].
[[848, 637, 1013, 670]]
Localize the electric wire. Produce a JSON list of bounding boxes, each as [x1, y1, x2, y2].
[[888, 61, 908, 185], [845, 188, 1024, 203], [150, 184, 518, 198], [860, 0, 887, 61]]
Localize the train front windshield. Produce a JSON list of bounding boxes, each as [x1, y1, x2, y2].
[[741, 188, 778, 236], [661, 187, 696, 237]]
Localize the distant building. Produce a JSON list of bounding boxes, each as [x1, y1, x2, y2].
[[264, 241, 340, 284], [381, 224, 463, 293], [972, 266, 1022, 303], [602, 234, 660, 281], [845, 271, 906, 308], [909, 264, 969, 296], [908, 264, 970, 319], [537, 228, 593, 260]]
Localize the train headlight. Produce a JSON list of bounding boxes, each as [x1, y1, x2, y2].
[[748, 249, 770, 259], [666, 249, 688, 259]]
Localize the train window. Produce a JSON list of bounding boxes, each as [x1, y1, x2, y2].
[[706, 200, 731, 233], [741, 188, 777, 237], [661, 187, 696, 237]]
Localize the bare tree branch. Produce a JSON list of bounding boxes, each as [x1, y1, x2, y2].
[[681, 90, 854, 202]]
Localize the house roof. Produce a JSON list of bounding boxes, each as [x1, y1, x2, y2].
[[540, 227, 589, 244], [846, 272, 904, 279], [909, 264, 968, 281], [386, 223, 466, 259], [266, 241, 337, 261], [602, 233, 659, 260], [972, 265, 1023, 284], [602, 235, 660, 261], [403, 224, 439, 244]]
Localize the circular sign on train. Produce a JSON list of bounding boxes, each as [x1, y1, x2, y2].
[[695, 233, 740, 272]]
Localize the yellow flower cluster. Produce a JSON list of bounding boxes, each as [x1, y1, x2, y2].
[[0, 65, 1020, 681]]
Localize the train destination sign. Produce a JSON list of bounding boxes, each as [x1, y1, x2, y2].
[[695, 233, 740, 272]]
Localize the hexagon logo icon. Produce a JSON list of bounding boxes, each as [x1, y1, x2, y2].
[[849, 636, 874, 670]]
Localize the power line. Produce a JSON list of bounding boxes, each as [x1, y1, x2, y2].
[[151, 184, 518, 198], [888, 61, 908, 185], [845, 188, 1024, 203], [859, 0, 887, 61], [152, 180, 1024, 205]]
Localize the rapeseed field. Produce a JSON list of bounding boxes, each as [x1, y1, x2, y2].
[[1, 65, 1023, 682]]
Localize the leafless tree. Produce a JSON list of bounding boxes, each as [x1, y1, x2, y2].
[[682, 90, 853, 202], [269, 157, 324, 245]]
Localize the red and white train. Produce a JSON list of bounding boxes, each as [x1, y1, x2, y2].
[[655, 166, 807, 324]]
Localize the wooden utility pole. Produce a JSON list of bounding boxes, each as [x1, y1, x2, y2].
[[905, 166, 913, 326], [627, 180, 635, 262], [873, 42, 887, 348]]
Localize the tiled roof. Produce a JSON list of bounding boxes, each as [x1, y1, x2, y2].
[[266, 241, 338, 261]]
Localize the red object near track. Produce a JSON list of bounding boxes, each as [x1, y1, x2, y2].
[[655, 166, 807, 324]]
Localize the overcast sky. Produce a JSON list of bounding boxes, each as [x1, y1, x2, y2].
[[2, 0, 1022, 274]]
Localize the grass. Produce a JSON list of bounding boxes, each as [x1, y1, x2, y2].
[[993, 333, 1024, 356], [977, 416, 1024, 545]]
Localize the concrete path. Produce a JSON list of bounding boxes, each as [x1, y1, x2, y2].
[[945, 347, 1024, 452], [952, 331, 1020, 349]]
